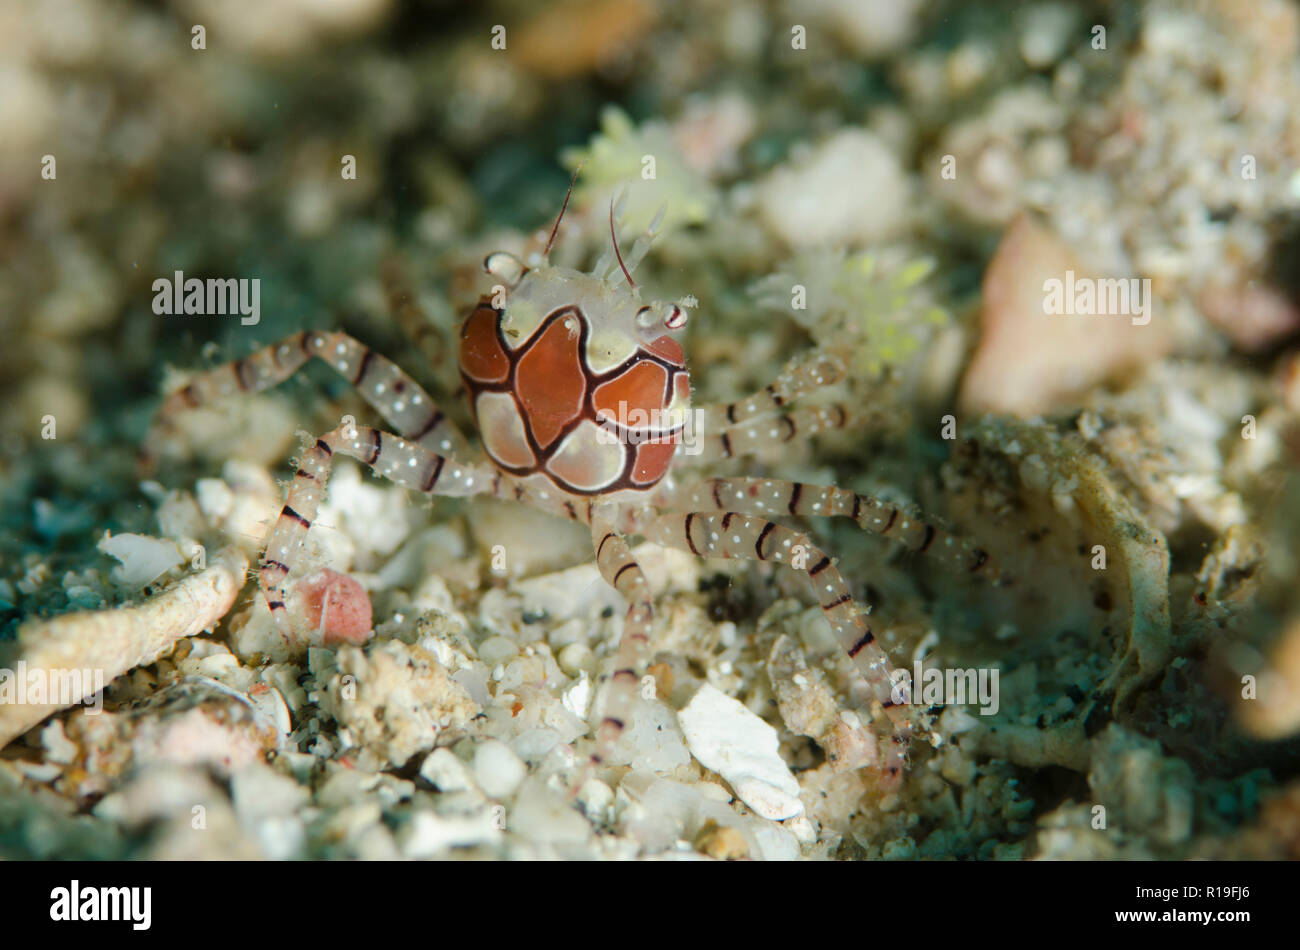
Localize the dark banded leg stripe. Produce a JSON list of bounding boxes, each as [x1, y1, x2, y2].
[[848, 630, 875, 657], [410, 410, 444, 442], [597, 532, 616, 560], [352, 347, 375, 385], [421, 455, 445, 492]]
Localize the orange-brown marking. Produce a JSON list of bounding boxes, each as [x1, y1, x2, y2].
[[632, 439, 677, 485], [460, 306, 510, 383], [516, 319, 587, 449], [593, 361, 669, 422]]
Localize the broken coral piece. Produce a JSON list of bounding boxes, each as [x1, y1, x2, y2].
[[0, 547, 248, 749]]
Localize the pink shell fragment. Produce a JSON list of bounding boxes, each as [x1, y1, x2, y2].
[[297, 569, 372, 645]]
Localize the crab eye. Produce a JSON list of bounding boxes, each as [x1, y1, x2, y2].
[[635, 305, 656, 329], [664, 304, 687, 330], [483, 251, 525, 287]]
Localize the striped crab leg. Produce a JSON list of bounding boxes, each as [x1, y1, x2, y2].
[[636, 509, 912, 786], [483, 473, 601, 527], [654, 476, 1000, 582], [674, 402, 858, 466], [464, 482, 649, 797], [569, 505, 658, 795], [475, 488, 652, 798], [143, 330, 468, 468], [260, 423, 489, 639], [695, 349, 848, 430]]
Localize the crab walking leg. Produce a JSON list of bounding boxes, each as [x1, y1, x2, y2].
[[654, 476, 1000, 581], [695, 349, 847, 429], [567, 506, 658, 788], [639, 510, 911, 783], [259, 424, 489, 637], [487, 473, 598, 526], [673, 403, 855, 466], [144, 330, 468, 465]]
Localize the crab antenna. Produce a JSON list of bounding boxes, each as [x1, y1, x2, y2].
[[610, 197, 636, 291], [543, 161, 584, 258]]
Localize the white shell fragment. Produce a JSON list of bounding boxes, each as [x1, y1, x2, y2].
[[677, 684, 803, 821], [97, 532, 185, 588]]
